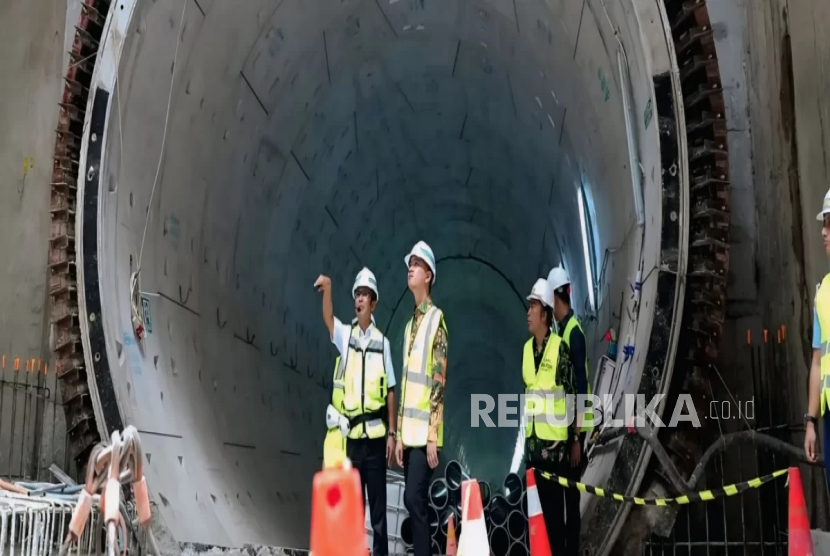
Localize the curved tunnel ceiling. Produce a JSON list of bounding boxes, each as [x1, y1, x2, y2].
[[53, 0, 716, 552]]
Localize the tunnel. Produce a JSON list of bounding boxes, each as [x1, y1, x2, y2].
[[48, 0, 730, 553]]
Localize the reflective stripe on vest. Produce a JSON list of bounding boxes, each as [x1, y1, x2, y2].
[[342, 326, 388, 439], [561, 316, 594, 432], [522, 335, 569, 441], [400, 306, 444, 448], [816, 273, 830, 415], [323, 357, 347, 468]]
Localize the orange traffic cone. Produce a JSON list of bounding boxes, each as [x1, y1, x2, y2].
[[526, 469, 552, 556], [788, 466, 814, 556], [446, 512, 458, 555], [458, 479, 489, 555], [309, 459, 368, 556]]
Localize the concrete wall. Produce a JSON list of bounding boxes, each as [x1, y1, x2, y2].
[[0, 0, 71, 480], [710, 0, 830, 530]]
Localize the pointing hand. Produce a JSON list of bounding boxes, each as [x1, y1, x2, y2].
[[314, 275, 331, 292]]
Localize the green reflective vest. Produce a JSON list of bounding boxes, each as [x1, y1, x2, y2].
[[399, 306, 445, 448], [816, 274, 830, 415], [322, 356, 347, 469], [522, 335, 569, 441], [341, 325, 389, 440]]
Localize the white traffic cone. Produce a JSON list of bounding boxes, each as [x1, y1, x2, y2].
[[457, 479, 490, 556]]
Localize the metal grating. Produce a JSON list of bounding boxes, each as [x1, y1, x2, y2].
[[642, 330, 807, 555]]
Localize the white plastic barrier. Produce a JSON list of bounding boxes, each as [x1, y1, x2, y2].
[[364, 471, 409, 555]]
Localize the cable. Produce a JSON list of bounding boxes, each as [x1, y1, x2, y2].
[[130, 0, 188, 338]]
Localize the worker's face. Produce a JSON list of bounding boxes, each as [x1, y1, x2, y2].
[[354, 287, 376, 318], [527, 300, 547, 335], [407, 256, 432, 291], [823, 215, 830, 255]]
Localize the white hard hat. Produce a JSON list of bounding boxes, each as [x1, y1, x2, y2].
[[547, 264, 571, 295], [404, 241, 437, 285], [817, 188, 830, 221], [352, 267, 379, 301], [527, 278, 552, 307]]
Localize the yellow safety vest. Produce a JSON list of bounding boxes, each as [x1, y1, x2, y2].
[[341, 325, 389, 440], [322, 356, 347, 469], [522, 335, 569, 441], [561, 317, 594, 433], [400, 306, 445, 448], [816, 273, 830, 414]]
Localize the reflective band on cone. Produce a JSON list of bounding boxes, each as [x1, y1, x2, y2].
[[525, 469, 552, 556], [457, 479, 489, 556]]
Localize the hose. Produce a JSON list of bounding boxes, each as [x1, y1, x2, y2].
[[594, 422, 824, 495]]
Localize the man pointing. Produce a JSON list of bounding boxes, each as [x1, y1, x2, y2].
[[314, 268, 396, 556]]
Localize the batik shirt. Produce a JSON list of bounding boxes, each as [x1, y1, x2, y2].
[[400, 298, 448, 444]]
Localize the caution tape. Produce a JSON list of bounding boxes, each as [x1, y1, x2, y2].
[[535, 468, 789, 505]]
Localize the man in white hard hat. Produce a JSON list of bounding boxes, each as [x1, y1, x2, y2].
[[522, 278, 579, 555], [547, 264, 592, 556], [314, 267, 396, 556], [804, 188, 830, 494], [394, 240, 448, 556]]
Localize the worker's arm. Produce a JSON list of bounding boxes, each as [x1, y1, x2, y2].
[[314, 274, 336, 339], [569, 326, 588, 431], [428, 319, 448, 444], [384, 338, 397, 436]]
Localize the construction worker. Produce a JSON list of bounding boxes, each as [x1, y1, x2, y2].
[[314, 268, 397, 556], [394, 241, 448, 556], [522, 277, 579, 555], [805, 188, 830, 491], [547, 264, 592, 555]]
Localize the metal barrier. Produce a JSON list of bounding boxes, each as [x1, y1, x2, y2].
[[0, 493, 113, 556]]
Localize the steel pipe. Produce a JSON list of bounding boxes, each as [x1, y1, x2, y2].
[[429, 478, 449, 510], [428, 505, 440, 537], [507, 509, 527, 541], [488, 494, 510, 527], [478, 479, 491, 508], [508, 540, 529, 556], [444, 460, 469, 491], [489, 524, 511, 556], [503, 472, 523, 506]]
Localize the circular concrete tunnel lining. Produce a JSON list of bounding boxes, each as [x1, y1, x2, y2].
[[87, 0, 666, 550]]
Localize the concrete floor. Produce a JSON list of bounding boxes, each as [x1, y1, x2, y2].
[[4, 0, 830, 553]]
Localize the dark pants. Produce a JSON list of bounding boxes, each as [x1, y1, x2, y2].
[[564, 433, 587, 556], [532, 457, 571, 555], [824, 415, 830, 489], [403, 447, 434, 556], [348, 437, 388, 556]]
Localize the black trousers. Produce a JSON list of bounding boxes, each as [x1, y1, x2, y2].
[[403, 447, 434, 556], [532, 457, 571, 555], [564, 434, 587, 556], [347, 437, 388, 555]]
